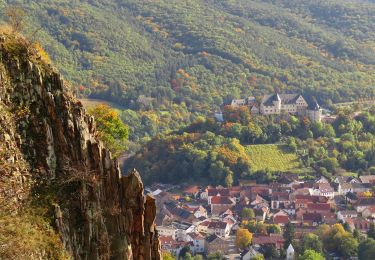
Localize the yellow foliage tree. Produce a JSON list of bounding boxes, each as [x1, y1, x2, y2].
[[236, 228, 253, 250]]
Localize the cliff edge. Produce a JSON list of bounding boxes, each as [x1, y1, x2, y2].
[[0, 34, 160, 259]]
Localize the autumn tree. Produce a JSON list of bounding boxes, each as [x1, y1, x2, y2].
[[88, 104, 129, 157], [5, 7, 26, 33], [236, 228, 253, 250]]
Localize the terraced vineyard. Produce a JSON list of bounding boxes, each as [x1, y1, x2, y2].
[[245, 144, 301, 172]]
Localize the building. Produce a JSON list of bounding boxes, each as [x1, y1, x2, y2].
[[231, 93, 322, 122], [286, 244, 295, 260], [205, 235, 231, 255]]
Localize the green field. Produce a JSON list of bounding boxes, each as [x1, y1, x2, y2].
[[245, 144, 301, 172]]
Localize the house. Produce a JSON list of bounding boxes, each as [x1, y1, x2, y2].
[[355, 197, 375, 212], [187, 232, 205, 254], [362, 206, 375, 218], [207, 221, 231, 237], [271, 192, 290, 209], [210, 196, 235, 216], [183, 205, 208, 218], [230, 96, 256, 108], [301, 213, 322, 226], [207, 188, 230, 204], [337, 210, 358, 222], [252, 234, 285, 250], [205, 235, 231, 255], [306, 203, 331, 214], [184, 185, 200, 198], [286, 244, 295, 260], [347, 218, 372, 232], [240, 246, 263, 260], [164, 202, 195, 223], [273, 214, 290, 227], [259, 93, 322, 122], [359, 175, 375, 185], [158, 226, 177, 239], [312, 183, 335, 198], [338, 183, 368, 195]]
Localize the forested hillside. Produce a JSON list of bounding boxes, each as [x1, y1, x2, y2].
[[1, 0, 375, 113]]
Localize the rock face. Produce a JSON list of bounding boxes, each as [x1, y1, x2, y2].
[[0, 36, 160, 259]]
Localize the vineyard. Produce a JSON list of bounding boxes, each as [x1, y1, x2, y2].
[[245, 144, 301, 172]]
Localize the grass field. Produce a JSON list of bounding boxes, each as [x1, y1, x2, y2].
[[245, 144, 301, 172]]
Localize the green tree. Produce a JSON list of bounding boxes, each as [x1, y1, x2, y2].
[[241, 208, 255, 220], [299, 249, 324, 260], [359, 239, 375, 260], [283, 222, 295, 249], [89, 104, 129, 157], [367, 222, 375, 239], [302, 233, 323, 253]]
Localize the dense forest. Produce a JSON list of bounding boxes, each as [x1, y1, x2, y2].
[[1, 0, 375, 114], [125, 105, 375, 186]]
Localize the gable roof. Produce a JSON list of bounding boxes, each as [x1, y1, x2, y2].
[[360, 175, 375, 184], [307, 203, 331, 211], [211, 196, 234, 205], [262, 93, 304, 107], [208, 188, 230, 197]]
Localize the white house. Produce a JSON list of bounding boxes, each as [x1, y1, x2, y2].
[[286, 244, 295, 260]]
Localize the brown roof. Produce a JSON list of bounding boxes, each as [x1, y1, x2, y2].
[[294, 195, 328, 203], [208, 188, 230, 197], [273, 215, 289, 224], [272, 192, 289, 201], [211, 196, 233, 205], [307, 203, 331, 212], [208, 221, 228, 229], [302, 213, 322, 222], [360, 175, 375, 184], [252, 234, 284, 245], [184, 185, 200, 194]]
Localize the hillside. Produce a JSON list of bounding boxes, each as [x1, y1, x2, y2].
[[0, 0, 374, 114], [0, 33, 160, 259], [245, 144, 300, 172]]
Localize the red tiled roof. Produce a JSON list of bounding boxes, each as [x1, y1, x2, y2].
[[273, 215, 289, 224], [208, 221, 228, 229], [253, 234, 284, 245], [211, 196, 233, 205], [160, 236, 175, 245], [302, 213, 322, 222], [307, 203, 330, 211], [208, 188, 230, 197], [184, 185, 200, 194]]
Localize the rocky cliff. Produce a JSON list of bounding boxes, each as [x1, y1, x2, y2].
[[0, 34, 161, 259]]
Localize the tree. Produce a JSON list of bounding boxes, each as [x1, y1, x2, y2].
[[88, 104, 129, 157], [302, 233, 322, 253], [241, 208, 255, 220], [250, 255, 264, 260], [299, 249, 324, 260], [235, 228, 253, 250], [367, 223, 375, 240], [207, 252, 225, 260], [283, 222, 295, 249], [162, 252, 176, 260], [359, 239, 375, 260], [179, 246, 192, 259], [5, 7, 26, 33]]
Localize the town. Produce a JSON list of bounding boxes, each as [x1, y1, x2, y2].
[[149, 173, 375, 259]]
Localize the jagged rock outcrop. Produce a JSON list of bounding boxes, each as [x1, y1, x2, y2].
[[0, 35, 160, 259]]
